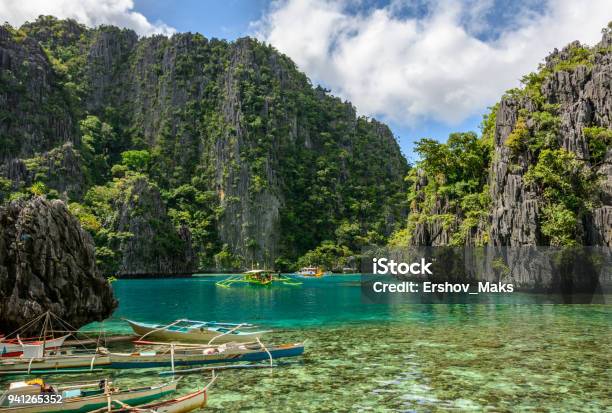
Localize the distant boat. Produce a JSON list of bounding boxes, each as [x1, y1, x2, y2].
[[216, 270, 302, 288], [0, 378, 178, 412], [1, 335, 69, 358], [103, 342, 305, 369], [126, 319, 271, 344], [296, 267, 325, 277], [244, 269, 274, 286]]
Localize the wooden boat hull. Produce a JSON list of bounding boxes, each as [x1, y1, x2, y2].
[[127, 320, 266, 344], [109, 343, 304, 369], [0, 381, 177, 413], [109, 388, 206, 413], [0, 355, 111, 374]]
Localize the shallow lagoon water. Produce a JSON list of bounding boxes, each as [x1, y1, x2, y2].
[[9, 276, 611, 412]]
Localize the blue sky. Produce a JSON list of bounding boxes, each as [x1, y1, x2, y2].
[[132, 0, 501, 160], [4, 0, 611, 161], [133, 0, 269, 40]]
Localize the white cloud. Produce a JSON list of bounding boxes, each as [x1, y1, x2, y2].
[[254, 0, 612, 126], [0, 0, 175, 36]]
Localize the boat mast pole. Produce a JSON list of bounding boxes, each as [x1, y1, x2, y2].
[[170, 344, 175, 375], [41, 311, 50, 354]]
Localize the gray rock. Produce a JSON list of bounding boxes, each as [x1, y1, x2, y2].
[[0, 197, 116, 333]]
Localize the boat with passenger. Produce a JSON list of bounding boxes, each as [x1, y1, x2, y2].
[[216, 270, 302, 288]]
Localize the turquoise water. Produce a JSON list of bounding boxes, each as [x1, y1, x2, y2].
[[90, 275, 420, 331], [35, 277, 612, 411]]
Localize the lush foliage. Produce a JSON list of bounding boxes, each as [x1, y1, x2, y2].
[[295, 241, 353, 271], [1, 17, 408, 272], [395, 126, 493, 246], [524, 149, 600, 245]]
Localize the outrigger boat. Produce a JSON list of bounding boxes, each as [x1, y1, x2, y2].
[[295, 267, 326, 277], [1, 312, 75, 358], [1, 335, 69, 358], [101, 341, 305, 369], [0, 349, 111, 375], [126, 319, 270, 344], [0, 378, 178, 412], [96, 374, 217, 413], [216, 270, 302, 288]]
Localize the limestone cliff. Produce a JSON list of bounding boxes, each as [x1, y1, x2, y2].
[[408, 28, 612, 250], [0, 17, 408, 272], [0, 197, 116, 333]]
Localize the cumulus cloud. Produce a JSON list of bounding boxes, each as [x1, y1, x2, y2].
[[0, 0, 175, 36], [254, 0, 612, 125]]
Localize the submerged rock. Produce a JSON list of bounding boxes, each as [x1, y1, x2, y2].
[[0, 197, 116, 334]]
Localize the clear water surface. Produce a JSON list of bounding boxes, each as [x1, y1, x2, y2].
[[17, 276, 612, 412]]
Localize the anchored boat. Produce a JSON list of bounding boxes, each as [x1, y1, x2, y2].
[[85, 374, 217, 413], [0, 378, 178, 412], [1, 335, 69, 358], [102, 387, 207, 413], [126, 319, 270, 344], [102, 342, 305, 369], [0, 350, 111, 376], [295, 267, 326, 277]]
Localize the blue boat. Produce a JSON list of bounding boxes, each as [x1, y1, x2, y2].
[[104, 342, 304, 369]]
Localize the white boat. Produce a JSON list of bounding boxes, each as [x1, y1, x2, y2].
[[126, 319, 270, 344], [1, 335, 69, 358]]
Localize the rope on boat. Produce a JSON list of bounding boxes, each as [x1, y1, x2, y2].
[[27, 358, 34, 374], [1, 312, 48, 340], [256, 337, 274, 368], [90, 354, 96, 370]]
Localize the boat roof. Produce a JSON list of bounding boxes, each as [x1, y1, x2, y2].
[[244, 269, 272, 274]]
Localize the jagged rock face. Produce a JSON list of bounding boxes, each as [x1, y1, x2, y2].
[[0, 25, 77, 160], [491, 35, 612, 247], [489, 97, 543, 246], [0, 18, 408, 270], [408, 31, 611, 249], [409, 173, 458, 246], [0, 197, 116, 333], [112, 177, 195, 275], [1, 143, 88, 199]]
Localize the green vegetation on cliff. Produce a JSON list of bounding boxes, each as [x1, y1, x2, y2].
[[396, 32, 611, 247], [0, 17, 408, 272]]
